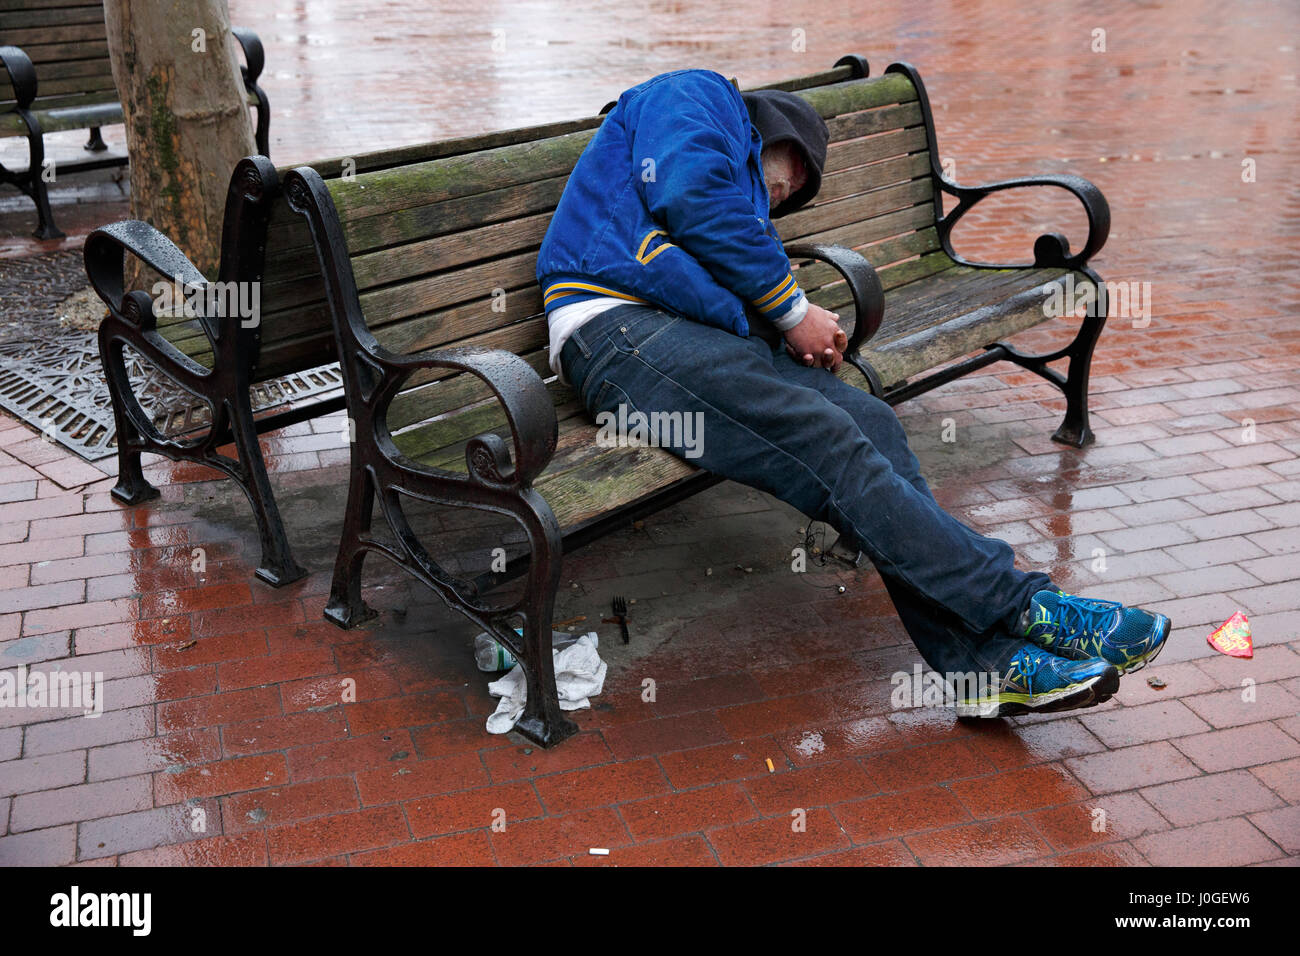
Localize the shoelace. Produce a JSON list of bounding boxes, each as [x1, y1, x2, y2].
[[1049, 593, 1122, 642], [1010, 649, 1042, 694]]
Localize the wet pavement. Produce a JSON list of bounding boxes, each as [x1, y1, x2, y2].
[[0, 0, 1298, 865]]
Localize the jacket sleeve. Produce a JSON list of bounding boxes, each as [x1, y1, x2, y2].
[[627, 72, 808, 331]]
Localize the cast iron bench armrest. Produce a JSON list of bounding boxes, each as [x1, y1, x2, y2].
[[938, 173, 1111, 270], [369, 344, 559, 489], [282, 164, 556, 489], [230, 28, 265, 86], [230, 27, 270, 156], [0, 45, 37, 110], [84, 220, 218, 375], [783, 242, 885, 353]]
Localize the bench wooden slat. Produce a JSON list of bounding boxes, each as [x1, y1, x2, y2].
[[373, 289, 546, 357], [319, 175, 568, 262], [793, 226, 940, 295], [327, 131, 592, 224], [536, 441, 699, 531], [859, 270, 1085, 389], [0, 5, 105, 30], [31, 56, 114, 80], [351, 212, 551, 292], [18, 97, 121, 131], [387, 349, 554, 433], [825, 100, 924, 143], [752, 64, 863, 93], [17, 38, 109, 63], [30, 72, 116, 97], [779, 176, 934, 241], [291, 115, 606, 182], [813, 150, 931, 205], [2, 20, 104, 46], [823, 124, 929, 174], [1, 0, 100, 9]]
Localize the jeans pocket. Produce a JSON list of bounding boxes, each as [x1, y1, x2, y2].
[[591, 377, 638, 421], [615, 311, 683, 353]]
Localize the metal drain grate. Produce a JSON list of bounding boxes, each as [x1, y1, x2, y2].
[[0, 249, 343, 462], [0, 333, 343, 461]]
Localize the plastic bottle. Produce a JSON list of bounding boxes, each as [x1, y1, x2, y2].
[[473, 628, 594, 671]]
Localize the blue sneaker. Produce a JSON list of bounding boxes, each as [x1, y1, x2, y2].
[[955, 644, 1119, 717], [1020, 589, 1171, 674]]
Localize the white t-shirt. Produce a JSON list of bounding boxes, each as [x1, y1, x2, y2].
[[547, 296, 629, 383]]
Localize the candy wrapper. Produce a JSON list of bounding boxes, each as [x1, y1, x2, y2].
[[1207, 611, 1252, 658]]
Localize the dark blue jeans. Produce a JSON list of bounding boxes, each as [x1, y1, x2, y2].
[[559, 304, 1053, 676]]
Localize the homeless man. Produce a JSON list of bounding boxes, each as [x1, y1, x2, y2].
[[536, 69, 1171, 715]]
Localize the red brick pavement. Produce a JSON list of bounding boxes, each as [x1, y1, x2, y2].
[[0, 0, 1297, 865]]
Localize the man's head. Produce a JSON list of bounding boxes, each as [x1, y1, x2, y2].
[[761, 141, 808, 211], [741, 89, 829, 217]]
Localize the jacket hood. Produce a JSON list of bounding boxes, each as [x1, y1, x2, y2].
[[741, 89, 829, 217]]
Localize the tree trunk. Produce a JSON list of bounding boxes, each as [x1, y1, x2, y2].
[[104, 0, 256, 279]]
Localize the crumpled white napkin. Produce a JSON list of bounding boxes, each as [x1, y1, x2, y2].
[[485, 632, 606, 734]]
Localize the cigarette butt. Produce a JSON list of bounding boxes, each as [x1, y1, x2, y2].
[[765, 758, 775, 773], [589, 847, 610, 856]]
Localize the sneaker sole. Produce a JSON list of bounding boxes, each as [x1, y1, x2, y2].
[[955, 666, 1120, 718]]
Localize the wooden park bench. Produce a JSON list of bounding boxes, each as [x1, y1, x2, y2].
[[1, 1, 269, 238], [88, 55, 1109, 746]]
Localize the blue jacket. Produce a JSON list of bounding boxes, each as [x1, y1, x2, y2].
[[536, 70, 806, 338]]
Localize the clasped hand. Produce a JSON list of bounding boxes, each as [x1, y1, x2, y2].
[[783, 303, 847, 370]]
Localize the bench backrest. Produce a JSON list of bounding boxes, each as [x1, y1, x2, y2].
[[322, 66, 941, 435], [0, 1, 117, 111], [168, 61, 944, 444]]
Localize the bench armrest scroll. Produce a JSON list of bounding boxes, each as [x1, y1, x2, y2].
[[939, 174, 1111, 269], [783, 242, 885, 353], [85, 220, 209, 318], [85, 221, 217, 384], [230, 28, 265, 85], [0, 46, 37, 110], [372, 345, 559, 489]]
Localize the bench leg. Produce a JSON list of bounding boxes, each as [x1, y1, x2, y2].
[[1051, 309, 1104, 447], [84, 127, 108, 152], [251, 88, 271, 156], [110, 439, 160, 506], [326, 467, 577, 745], [102, 358, 160, 509], [993, 270, 1107, 449], [1049, 272, 1107, 447], [323, 466, 379, 629], [10, 113, 65, 240], [29, 167, 63, 240], [97, 334, 161, 505], [226, 392, 308, 587], [510, 498, 578, 748]]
